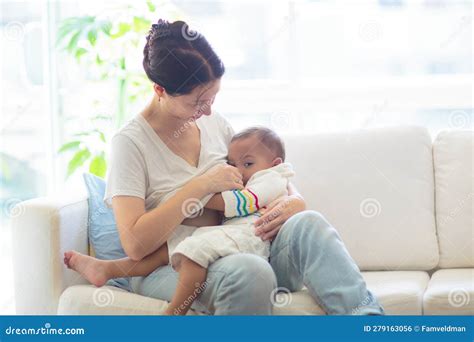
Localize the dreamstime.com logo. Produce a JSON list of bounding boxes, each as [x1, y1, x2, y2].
[[270, 111, 293, 130], [181, 22, 201, 41], [181, 198, 204, 218], [271, 287, 292, 308], [4, 323, 85, 336], [358, 20, 382, 42], [359, 198, 382, 218], [3, 198, 26, 218], [448, 288, 470, 308], [93, 288, 115, 307], [448, 110, 472, 129], [3, 21, 25, 41]]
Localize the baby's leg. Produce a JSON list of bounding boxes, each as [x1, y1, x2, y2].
[[164, 228, 244, 315], [64, 244, 169, 287], [164, 256, 207, 315]]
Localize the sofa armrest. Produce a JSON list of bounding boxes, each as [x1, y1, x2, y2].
[[11, 195, 90, 314]]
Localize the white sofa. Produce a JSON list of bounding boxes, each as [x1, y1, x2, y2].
[[11, 126, 473, 315]]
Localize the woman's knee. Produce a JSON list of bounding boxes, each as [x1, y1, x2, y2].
[[283, 210, 330, 236], [209, 254, 276, 314], [220, 254, 276, 289], [279, 210, 342, 255]]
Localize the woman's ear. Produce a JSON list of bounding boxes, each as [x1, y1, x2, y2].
[[153, 83, 166, 98], [272, 157, 283, 166]]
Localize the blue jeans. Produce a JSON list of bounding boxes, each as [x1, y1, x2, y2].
[[130, 210, 385, 315]]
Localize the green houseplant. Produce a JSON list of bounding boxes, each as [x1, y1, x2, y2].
[[56, 1, 173, 178]]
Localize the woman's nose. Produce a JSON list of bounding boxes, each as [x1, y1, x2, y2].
[[202, 103, 212, 116], [203, 98, 215, 115]]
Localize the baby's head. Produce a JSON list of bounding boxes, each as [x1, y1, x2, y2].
[[227, 126, 285, 184]]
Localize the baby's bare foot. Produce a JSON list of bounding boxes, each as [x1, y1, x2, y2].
[[64, 251, 110, 287]]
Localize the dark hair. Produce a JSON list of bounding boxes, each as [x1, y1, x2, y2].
[[231, 126, 286, 161], [143, 19, 225, 96]]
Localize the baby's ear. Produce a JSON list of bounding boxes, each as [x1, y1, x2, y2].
[[272, 157, 283, 166]]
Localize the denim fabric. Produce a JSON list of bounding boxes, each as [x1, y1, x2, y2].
[[130, 210, 385, 315]]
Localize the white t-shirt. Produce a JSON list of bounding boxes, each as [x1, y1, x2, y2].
[[104, 112, 234, 211]]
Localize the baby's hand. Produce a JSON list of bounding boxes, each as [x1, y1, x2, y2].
[[199, 164, 243, 193]]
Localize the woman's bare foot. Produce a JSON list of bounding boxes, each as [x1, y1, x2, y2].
[[64, 251, 111, 287]]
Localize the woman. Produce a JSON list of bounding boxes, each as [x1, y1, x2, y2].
[[104, 19, 385, 315]]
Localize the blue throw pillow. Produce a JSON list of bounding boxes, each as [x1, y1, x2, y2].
[[82, 173, 130, 291]]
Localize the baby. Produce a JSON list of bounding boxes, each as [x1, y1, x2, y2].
[[64, 126, 294, 315]]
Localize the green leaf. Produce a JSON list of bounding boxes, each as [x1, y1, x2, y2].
[[87, 29, 97, 46], [119, 56, 126, 69], [133, 16, 151, 32], [111, 22, 131, 38], [72, 129, 107, 142], [56, 18, 80, 47], [58, 140, 82, 153], [89, 154, 107, 178], [100, 20, 112, 36], [146, 0, 156, 12], [57, 16, 95, 49], [0, 158, 12, 180], [99, 132, 106, 143], [66, 31, 81, 52], [96, 54, 103, 65], [66, 148, 91, 178], [75, 48, 88, 60]]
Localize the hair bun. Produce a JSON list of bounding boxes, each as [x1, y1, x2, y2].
[[149, 19, 171, 40], [173, 20, 201, 41], [143, 19, 225, 96]]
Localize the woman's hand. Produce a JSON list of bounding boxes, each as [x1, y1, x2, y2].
[[254, 195, 306, 241], [199, 163, 244, 193]]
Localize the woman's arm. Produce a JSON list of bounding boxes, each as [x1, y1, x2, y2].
[[113, 164, 243, 261], [113, 177, 209, 261], [253, 182, 306, 241]]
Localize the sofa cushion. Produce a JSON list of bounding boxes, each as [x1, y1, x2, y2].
[[273, 271, 429, 315], [283, 126, 439, 271], [360, 271, 429, 315], [57, 285, 180, 315], [423, 269, 474, 315], [82, 173, 130, 290], [433, 131, 474, 268], [57, 271, 429, 315]]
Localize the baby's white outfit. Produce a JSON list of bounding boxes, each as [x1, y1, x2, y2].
[[170, 163, 295, 269]]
